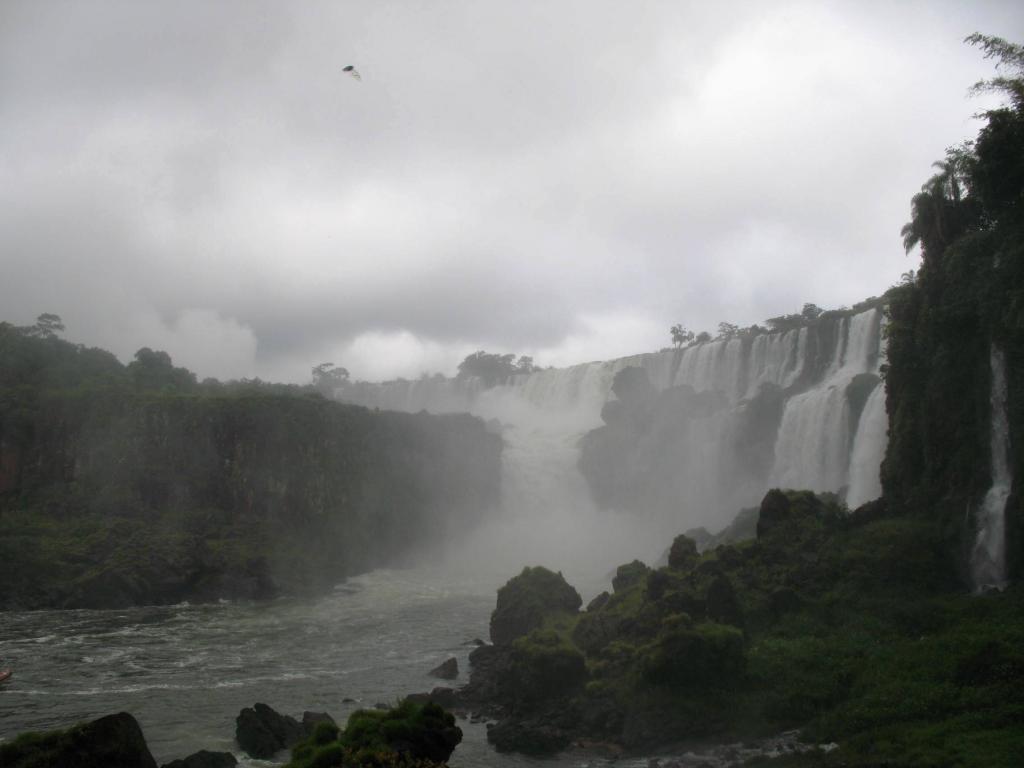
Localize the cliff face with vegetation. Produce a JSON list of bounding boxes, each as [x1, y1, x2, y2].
[[882, 41, 1024, 582], [0, 324, 501, 609]]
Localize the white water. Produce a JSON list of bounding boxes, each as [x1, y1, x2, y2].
[[971, 344, 1012, 591], [347, 309, 889, 578], [846, 383, 888, 508], [769, 310, 883, 493]]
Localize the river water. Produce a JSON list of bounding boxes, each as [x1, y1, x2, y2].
[[0, 567, 556, 767]]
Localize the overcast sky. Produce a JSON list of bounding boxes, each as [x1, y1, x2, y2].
[[2, 1, 1021, 383]]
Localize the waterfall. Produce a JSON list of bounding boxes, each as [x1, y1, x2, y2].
[[344, 308, 889, 582], [769, 309, 883, 494], [971, 344, 1012, 592], [846, 382, 887, 508]]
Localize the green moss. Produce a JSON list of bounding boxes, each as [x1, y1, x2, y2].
[[489, 566, 582, 645], [505, 628, 588, 703], [639, 621, 745, 688], [286, 700, 461, 768]]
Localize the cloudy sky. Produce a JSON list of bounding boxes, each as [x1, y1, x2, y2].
[[2, 1, 1021, 383]]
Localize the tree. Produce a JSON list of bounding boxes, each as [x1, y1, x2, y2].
[[22, 313, 65, 339], [311, 362, 350, 397], [695, 331, 712, 344], [515, 355, 538, 374], [670, 324, 694, 348], [900, 149, 979, 265], [801, 303, 823, 321], [457, 351, 520, 387], [716, 322, 739, 340], [127, 347, 197, 393], [966, 33, 1024, 108]]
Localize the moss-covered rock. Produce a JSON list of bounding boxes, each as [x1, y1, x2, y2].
[[0, 712, 157, 768], [504, 629, 588, 705], [489, 566, 582, 645]]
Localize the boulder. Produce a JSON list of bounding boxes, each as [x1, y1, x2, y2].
[[457, 643, 515, 711], [429, 657, 459, 679], [161, 751, 237, 768], [404, 687, 458, 709], [487, 717, 572, 755], [235, 703, 304, 759], [489, 566, 582, 646], [0, 712, 157, 768]]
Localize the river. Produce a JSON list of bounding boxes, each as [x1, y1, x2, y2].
[[0, 567, 556, 767]]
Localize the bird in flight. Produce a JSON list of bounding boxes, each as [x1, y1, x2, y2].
[[343, 65, 362, 81]]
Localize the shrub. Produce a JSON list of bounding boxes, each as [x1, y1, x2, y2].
[[640, 621, 745, 688]]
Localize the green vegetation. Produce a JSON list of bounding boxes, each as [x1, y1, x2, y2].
[[479, 490, 1024, 765], [488, 566, 583, 645], [883, 33, 1024, 579], [455, 351, 537, 387], [287, 700, 462, 768], [0, 320, 501, 608], [0, 712, 156, 768]]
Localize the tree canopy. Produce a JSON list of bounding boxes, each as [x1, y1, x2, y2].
[[457, 351, 537, 387]]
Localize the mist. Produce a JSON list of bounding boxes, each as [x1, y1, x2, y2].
[[344, 305, 886, 593]]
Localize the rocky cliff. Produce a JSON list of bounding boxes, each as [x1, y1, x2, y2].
[[0, 329, 501, 608]]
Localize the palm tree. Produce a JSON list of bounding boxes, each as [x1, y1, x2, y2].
[[901, 147, 975, 263]]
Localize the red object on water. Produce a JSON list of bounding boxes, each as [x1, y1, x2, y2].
[[0, 668, 11, 683]]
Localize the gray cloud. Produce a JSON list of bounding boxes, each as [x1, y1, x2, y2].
[[2, 0, 1022, 382]]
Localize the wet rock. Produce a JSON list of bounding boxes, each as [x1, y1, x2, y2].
[[405, 687, 458, 710], [487, 717, 572, 755], [161, 750, 237, 768], [300, 711, 335, 736], [489, 566, 581, 645], [456, 644, 515, 715], [235, 703, 303, 759], [429, 657, 459, 679], [0, 712, 157, 768]]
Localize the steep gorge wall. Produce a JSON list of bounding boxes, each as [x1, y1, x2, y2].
[[0, 393, 501, 608], [883, 232, 1024, 584]]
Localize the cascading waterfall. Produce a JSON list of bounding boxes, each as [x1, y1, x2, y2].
[[344, 307, 889, 582], [769, 309, 883, 493], [971, 344, 1012, 592], [846, 383, 888, 508]]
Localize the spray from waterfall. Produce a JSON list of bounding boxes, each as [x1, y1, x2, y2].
[[344, 308, 890, 590], [971, 344, 1011, 592]]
